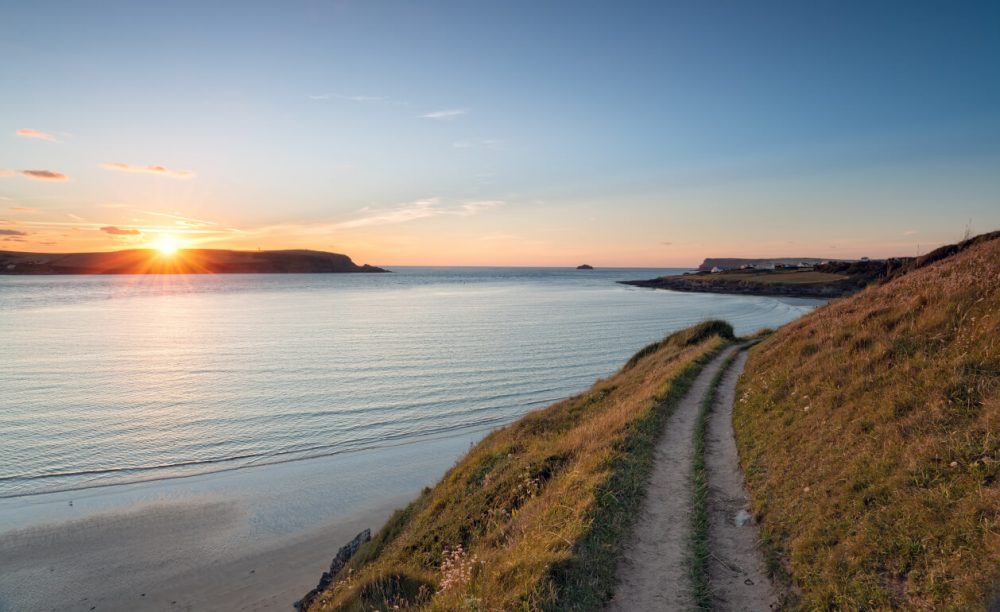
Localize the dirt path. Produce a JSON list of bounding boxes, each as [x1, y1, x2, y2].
[[608, 347, 738, 611], [705, 349, 778, 610]]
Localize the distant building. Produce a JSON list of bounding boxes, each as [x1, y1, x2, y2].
[[711, 266, 723, 273], [860, 256, 870, 262]]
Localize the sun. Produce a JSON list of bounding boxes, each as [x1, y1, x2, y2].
[[154, 235, 181, 256]]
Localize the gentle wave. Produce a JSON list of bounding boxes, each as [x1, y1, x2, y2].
[[0, 392, 563, 493], [0, 268, 822, 497]]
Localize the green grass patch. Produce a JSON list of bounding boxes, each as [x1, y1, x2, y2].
[[625, 320, 733, 370]]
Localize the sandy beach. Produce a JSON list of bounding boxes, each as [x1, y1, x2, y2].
[[0, 493, 406, 612], [0, 435, 481, 612]]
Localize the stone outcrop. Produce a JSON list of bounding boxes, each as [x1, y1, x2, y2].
[[294, 528, 371, 611]]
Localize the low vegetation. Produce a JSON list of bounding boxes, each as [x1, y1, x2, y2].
[[306, 321, 734, 611], [686, 269, 849, 285], [735, 233, 1000, 608]]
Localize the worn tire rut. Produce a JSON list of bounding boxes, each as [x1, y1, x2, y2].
[[705, 349, 778, 610], [608, 346, 738, 611]]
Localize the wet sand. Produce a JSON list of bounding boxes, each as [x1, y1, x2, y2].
[[0, 495, 406, 611], [0, 435, 478, 612]]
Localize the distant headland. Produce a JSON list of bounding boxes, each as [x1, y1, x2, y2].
[[623, 234, 1000, 297], [0, 249, 390, 275], [622, 256, 910, 298]]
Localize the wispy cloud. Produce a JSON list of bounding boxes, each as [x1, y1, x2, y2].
[[0, 169, 15, 177], [141, 210, 217, 227], [422, 109, 468, 120], [0, 229, 28, 236], [102, 163, 195, 179], [332, 198, 503, 229], [903, 229, 918, 236], [452, 139, 502, 150], [344, 95, 388, 103], [100, 226, 142, 236], [459, 200, 503, 215], [333, 198, 443, 229], [22, 169, 68, 181], [309, 93, 407, 106], [8, 207, 38, 213], [479, 232, 520, 241], [16, 128, 56, 142]]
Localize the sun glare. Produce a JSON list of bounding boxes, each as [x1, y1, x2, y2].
[[154, 235, 180, 256]]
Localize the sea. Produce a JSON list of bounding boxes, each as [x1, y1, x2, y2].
[[0, 267, 820, 502]]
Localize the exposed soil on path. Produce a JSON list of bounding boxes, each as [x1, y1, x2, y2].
[[706, 350, 779, 610], [608, 347, 738, 611]]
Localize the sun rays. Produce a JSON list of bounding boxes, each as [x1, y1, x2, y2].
[[154, 234, 181, 256]]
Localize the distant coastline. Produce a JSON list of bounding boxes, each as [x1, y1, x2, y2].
[[621, 257, 913, 298], [0, 248, 389, 275], [620, 272, 855, 298]]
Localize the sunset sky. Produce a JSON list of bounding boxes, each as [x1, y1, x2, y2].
[[2, 1, 998, 266]]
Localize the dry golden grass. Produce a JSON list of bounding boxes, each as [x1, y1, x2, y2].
[[735, 234, 1000, 609], [307, 323, 732, 611]]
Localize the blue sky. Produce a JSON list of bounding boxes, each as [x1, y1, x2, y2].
[[2, 0, 998, 265]]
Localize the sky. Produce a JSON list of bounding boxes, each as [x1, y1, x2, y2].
[[1, 0, 998, 266]]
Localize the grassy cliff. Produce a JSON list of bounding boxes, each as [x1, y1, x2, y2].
[[305, 322, 734, 611], [735, 233, 1000, 608]]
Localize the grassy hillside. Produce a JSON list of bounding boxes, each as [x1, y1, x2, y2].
[[735, 233, 1000, 608], [305, 321, 734, 611]]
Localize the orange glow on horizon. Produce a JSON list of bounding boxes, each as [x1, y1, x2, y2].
[[153, 235, 182, 256]]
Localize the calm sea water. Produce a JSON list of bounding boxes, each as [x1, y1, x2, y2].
[[0, 268, 820, 498]]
